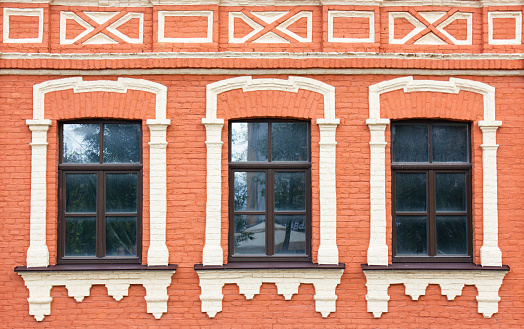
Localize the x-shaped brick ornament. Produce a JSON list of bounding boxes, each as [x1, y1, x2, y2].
[[405, 8, 458, 45], [72, 10, 129, 45]]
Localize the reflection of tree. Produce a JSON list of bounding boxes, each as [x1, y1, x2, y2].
[[63, 124, 100, 163], [271, 122, 308, 161], [106, 218, 137, 256], [103, 124, 140, 163], [396, 217, 426, 255], [65, 217, 96, 256]]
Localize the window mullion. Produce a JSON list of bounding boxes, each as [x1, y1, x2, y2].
[[267, 169, 274, 256], [428, 170, 436, 257]]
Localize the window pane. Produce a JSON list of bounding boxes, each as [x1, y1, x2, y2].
[[234, 172, 265, 211], [436, 173, 467, 212], [274, 215, 306, 255], [106, 216, 137, 257], [65, 217, 96, 256], [271, 122, 308, 161], [274, 172, 306, 211], [395, 215, 427, 255], [65, 173, 97, 213], [103, 123, 141, 163], [234, 214, 265, 255], [231, 122, 268, 162], [106, 173, 137, 213], [392, 124, 429, 162], [436, 215, 467, 255], [63, 123, 100, 163], [395, 173, 426, 212], [433, 124, 468, 162]]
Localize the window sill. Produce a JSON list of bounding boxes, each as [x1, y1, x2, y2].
[[361, 263, 509, 318], [15, 264, 177, 321], [195, 262, 345, 318]]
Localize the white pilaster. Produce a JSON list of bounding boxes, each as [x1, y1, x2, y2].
[[146, 119, 171, 266], [25, 120, 52, 268], [478, 121, 503, 267], [201, 118, 225, 266]]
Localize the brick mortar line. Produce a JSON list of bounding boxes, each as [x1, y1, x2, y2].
[[0, 68, 521, 76]]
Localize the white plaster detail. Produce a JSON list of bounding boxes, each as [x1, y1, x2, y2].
[[366, 76, 502, 267], [18, 270, 175, 321], [60, 11, 96, 45], [228, 12, 263, 44], [388, 12, 426, 44], [60, 11, 144, 45], [3, 8, 44, 44], [363, 270, 508, 318], [27, 77, 169, 268], [158, 11, 213, 43], [328, 10, 375, 43], [202, 76, 338, 266], [389, 11, 473, 45], [105, 12, 144, 44], [488, 11, 522, 45], [196, 269, 343, 318], [229, 10, 312, 44]]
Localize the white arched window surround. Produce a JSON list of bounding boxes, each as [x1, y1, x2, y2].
[[18, 77, 175, 322], [363, 76, 509, 319], [196, 76, 344, 319]]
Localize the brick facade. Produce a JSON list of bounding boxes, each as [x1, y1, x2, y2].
[[0, 0, 523, 327]]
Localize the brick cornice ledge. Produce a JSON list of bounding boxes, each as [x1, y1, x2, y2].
[[362, 268, 509, 319], [17, 269, 176, 321], [195, 268, 344, 318]]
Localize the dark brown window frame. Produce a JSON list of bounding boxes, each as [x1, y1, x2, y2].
[[57, 120, 143, 264], [391, 120, 473, 263], [228, 119, 312, 263]]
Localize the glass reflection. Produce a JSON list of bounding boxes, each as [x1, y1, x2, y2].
[[396, 215, 427, 255], [234, 215, 266, 254], [65, 173, 97, 213], [106, 217, 137, 257], [231, 122, 268, 162], [392, 124, 429, 162], [106, 173, 137, 213], [274, 215, 306, 255], [395, 173, 427, 212], [103, 123, 141, 163], [274, 172, 306, 211], [63, 123, 100, 163], [436, 173, 467, 212], [433, 124, 468, 162], [271, 122, 308, 161], [234, 172, 265, 212], [436, 216, 467, 255], [65, 217, 96, 256]]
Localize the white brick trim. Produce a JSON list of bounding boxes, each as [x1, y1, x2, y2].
[[202, 76, 339, 265], [366, 76, 502, 266], [196, 269, 343, 318], [158, 11, 214, 43], [3, 8, 44, 44], [363, 270, 508, 318], [27, 77, 170, 267], [488, 11, 522, 45], [328, 10, 375, 43], [18, 270, 175, 321], [365, 76, 506, 317]]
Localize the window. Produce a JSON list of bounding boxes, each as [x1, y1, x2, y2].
[[391, 121, 472, 262], [228, 120, 311, 262], [58, 121, 142, 264]]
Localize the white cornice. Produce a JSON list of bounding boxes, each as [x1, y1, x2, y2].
[[1, 51, 523, 61]]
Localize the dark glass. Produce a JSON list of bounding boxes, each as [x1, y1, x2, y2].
[[396, 215, 427, 255], [106, 216, 137, 257], [274, 172, 306, 211], [62, 123, 100, 163], [271, 122, 308, 161], [234, 172, 266, 211], [395, 173, 427, 212], [432, 124, 468, 162], [436, 216, 467, 255], [436, 173, 467, 212], [103, 123, 141, 163], [231, 122, 268, 162], [234, 214, 266, 254], [65, 173, 97, 213], [392, 124, 429, 162], [274, 215, 306, 255], [106, 173, 137, 213], [65, 217, 96, 256]]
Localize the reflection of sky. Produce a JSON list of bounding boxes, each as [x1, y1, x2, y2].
[[231, 122, 247, 161], [63, 124, 99, 162]]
